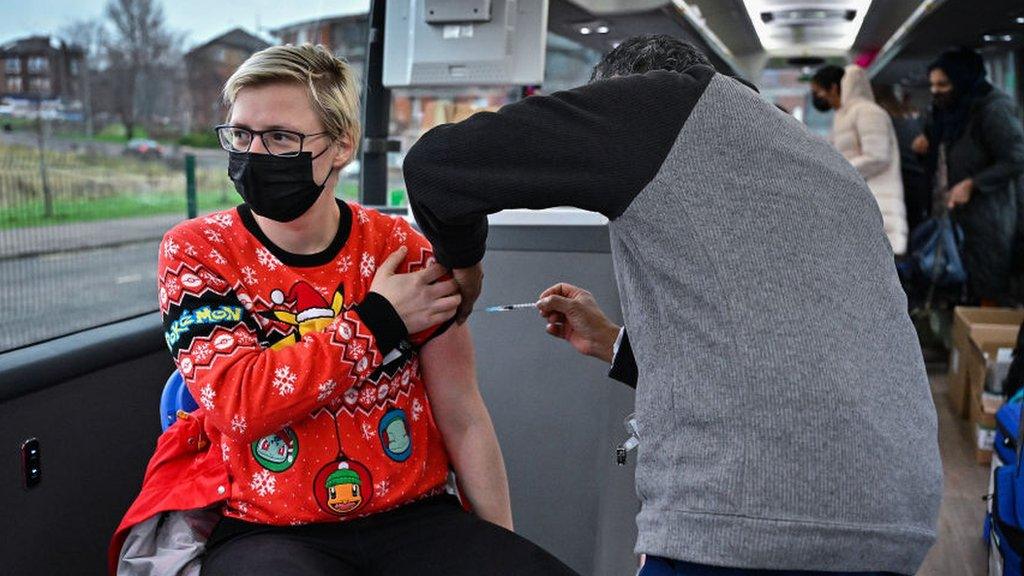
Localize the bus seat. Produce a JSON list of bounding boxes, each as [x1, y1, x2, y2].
[[159, 370, 198, 431]]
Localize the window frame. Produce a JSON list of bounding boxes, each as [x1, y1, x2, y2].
[[27, 56, 48, 74]]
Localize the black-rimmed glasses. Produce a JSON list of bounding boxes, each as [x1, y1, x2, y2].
[[214, 124, 331, 157]]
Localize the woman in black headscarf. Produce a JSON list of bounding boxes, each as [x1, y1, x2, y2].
[[915, 47, 1024, 304]]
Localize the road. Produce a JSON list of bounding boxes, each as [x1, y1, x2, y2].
[[0, 130, 200, 351], [0, 213, 185, 260], [0, 130, 228, 168], [0, 241, 159, 352]]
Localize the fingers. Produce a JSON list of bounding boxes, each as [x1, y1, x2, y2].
[[911, 135, 928, 155], [539, 283, 566, 300], [453, 264, 483, 325], [417, 262, 449, 284], [456, 297, 476, 325], [405, 294, 462, 334], [546, 322, 566, 339], [377, 246, 408, 277], [427, 279, 460, 299], [542, 311, 567, 328], [539, 282, 583, 300], [431, 294, 462, 315], [536, 294, 576, 315]]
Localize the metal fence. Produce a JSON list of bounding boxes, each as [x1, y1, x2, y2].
[[0, 138, 233, 352]]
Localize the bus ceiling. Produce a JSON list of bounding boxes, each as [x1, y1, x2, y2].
[[558, 1, 1022, 84]]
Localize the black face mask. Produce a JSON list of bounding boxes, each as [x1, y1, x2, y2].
[[932, 91, 956, 110], [811, 95, 832, 112], [228, 151, 334, 223]]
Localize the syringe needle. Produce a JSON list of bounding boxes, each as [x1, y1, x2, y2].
[[482, 302, 538, 313]]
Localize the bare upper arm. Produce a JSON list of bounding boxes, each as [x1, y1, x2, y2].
[[418, 323, 482, 431]]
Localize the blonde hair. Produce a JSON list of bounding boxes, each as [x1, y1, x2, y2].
[[223, 44, 361, 152]]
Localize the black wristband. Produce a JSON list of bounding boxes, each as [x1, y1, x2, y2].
[[354, 292, 409, 354]]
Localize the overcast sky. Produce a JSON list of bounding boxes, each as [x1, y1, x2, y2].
[[0, 0, 370, 48]]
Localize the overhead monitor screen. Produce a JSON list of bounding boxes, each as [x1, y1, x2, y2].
[[383, 0, 549, 87]]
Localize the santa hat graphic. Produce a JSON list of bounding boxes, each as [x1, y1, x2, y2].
[[271, 282, 334, 323]]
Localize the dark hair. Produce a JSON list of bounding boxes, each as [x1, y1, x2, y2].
[[590, 34, 712, 82], [873, 84, 909, 118], [927, 47, 990, 144], [811, 65, 845, 89], [928, 47, 987, 94]]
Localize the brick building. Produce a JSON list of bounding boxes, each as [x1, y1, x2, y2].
[[0, 35, 84, 102], [184, 28, 271, 130]]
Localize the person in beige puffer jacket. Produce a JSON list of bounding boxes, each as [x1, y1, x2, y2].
[[812, 64, 908, 255]]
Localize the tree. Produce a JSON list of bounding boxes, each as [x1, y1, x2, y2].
[[60, 18, 106, 138], [102, 0, 180, 139]]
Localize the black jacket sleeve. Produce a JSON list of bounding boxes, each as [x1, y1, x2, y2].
[[608, 329, 638, 389], [972, 97, 1024, 192], [402, 67, 716, 268], [1003, 318, 1024, 401]]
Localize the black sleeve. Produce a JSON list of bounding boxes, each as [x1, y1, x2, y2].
[[607, 329, 638, 389], [972, 98, 1024, 192], [1003, 319, 1024, 400], [354, 292, 409, 354], [403, 67, 716, 268]]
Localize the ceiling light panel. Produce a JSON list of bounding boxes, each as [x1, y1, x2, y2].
[[575, 20, 610, 36], [743, 0, 874, 54]]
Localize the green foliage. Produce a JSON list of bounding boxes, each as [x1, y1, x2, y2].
[[93, 123, 149, 143], [178, 131, 220, 149], [0, 191, 237, 229], [0, 143, 235, 229]]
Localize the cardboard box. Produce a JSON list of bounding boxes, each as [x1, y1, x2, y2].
[[983, 389, 1007, 414], [970, 378, 997, 430], [953, 307, 1024, 340], [977, 424, 996, 465], [966, 343, 1017, 416], [969, 348, 1013, 433], [951, 306, 1024, 418], [987, 348, 1015, 395]]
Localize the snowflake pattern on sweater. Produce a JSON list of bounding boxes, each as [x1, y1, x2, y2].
[[157, 202, 451, 525]]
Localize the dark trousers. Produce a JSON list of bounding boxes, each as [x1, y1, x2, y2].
[[201, 495, 579, 576], [638, 557, 905, 576], [903, 169, 931, 236]]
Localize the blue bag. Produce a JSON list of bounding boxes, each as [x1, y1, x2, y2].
[[998, 401, 1024, 468], [991, 463, 1024, 574], [907, 214, 967, 287], [989, 394, 1024, 572]]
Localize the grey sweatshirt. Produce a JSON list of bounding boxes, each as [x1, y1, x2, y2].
[[403, 66, 942, 574]]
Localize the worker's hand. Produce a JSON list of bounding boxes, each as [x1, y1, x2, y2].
[[947, 178, 973, 209], [912, 134, 929, 156], [536, 283, 620, 364], [452, 262, 484, 325], [370, 246, 461, 334]]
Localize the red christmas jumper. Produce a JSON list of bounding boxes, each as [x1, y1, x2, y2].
[[109, 200, 453, 571]]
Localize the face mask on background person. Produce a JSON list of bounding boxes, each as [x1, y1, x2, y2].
[[932, 90, 957, 110], [811, 95, 832, 112], [228, 150, 335, 223]]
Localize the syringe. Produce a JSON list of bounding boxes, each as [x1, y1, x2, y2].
[[482, 302, 538, 313]]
